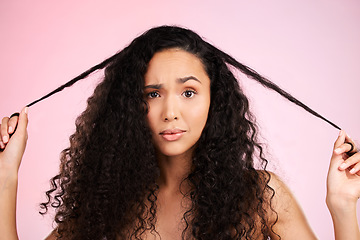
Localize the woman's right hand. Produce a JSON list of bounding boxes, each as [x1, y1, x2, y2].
[[0, 108, 28, 240], [0, 107, 29, 175]]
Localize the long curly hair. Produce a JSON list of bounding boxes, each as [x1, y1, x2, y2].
[[40, 26, 284, 239]]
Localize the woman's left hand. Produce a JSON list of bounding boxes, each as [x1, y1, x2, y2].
[[327, 130, 360, 209], [326, 130, 360, 240]]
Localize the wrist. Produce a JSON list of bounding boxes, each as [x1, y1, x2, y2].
[[0, 171, 18, 188], [327, 196, 360, 240], [326, 194, 357, 217]]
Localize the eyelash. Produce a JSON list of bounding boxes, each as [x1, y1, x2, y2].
[[182, 90, 197, 98], [146, 90, 197, 99], [146, 91, 160, 98]]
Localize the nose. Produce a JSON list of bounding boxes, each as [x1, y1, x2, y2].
[[162, 95, 179, 121]]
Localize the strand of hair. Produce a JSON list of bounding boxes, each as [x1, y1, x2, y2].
[[25, 43, 341, 130], [26, 53, 119, 107], [210, 45, 341, 130]]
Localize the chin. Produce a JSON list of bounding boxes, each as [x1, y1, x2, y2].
[[160, 149, 189, 157], [157, 145, 195, 158]]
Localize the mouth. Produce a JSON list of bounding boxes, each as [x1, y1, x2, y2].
[[159, 128, 186, 141]]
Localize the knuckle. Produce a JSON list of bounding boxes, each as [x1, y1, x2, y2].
[[1, 116, 9, 123], [9, 118, 18, 127], [350, 157, 359, 165], [348, 158, 356, 165]]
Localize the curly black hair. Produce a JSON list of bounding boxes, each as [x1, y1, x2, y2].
[[39, 25, 314, 239]]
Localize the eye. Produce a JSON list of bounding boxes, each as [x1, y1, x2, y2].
[[182, 90, 196, 98], [146, 91, 160, 98]]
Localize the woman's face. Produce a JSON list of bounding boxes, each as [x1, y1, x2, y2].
[[144, 48, 211, 158]]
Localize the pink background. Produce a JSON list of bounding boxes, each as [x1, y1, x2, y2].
[[1, 0, 359, 239]]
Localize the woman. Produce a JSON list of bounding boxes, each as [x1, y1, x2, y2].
[[0, 26, 359, 239]]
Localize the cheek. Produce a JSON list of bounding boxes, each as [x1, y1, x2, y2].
[[187, 101, 210, 130], [146, 105, 159, 133]]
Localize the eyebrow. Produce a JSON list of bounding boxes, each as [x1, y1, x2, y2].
[[144, 76, 201, 89], [177, 76, 201, 84], [144, 84, 162, 89]]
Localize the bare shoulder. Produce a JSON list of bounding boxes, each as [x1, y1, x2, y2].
[[266, 172, 292, 201], [44, 230, 58, 240], [262, 171, 317, 239]]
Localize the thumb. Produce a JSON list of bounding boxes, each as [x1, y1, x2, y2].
[[16, 107, 29, 137], [334, 130, 346, 150], [330, 130, 346, 168], [5, 107, 29, 159], [0, 107, 29, 173]]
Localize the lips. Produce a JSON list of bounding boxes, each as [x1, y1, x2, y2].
[[160, 128, 186, 141]]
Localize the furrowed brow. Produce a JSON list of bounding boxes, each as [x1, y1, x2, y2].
[[177, 76, 201, 84], [144, 84, 163, 89]]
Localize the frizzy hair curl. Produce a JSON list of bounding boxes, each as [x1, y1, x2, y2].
[[37, 25, 325, 239]]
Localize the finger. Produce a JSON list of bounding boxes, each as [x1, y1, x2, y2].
[[339, 152, 360, 171], [0, 123, 3, 149], [344, 134, 358, 155], [334, 142, 353, 155], [333, 130, 346, 152], [7, 115, 19, 134], [4, 107, 28, 152], [1, 117, 10, 144], [0, 108, 29, 170], [0, 108, 28, 153], [349, 161, 360, 175], [19, 108, 28, 134], [0, 138, 4, 149], [13, 107, 28, 139]]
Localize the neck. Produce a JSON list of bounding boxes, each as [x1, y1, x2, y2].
[[156, 150, 193, 194]]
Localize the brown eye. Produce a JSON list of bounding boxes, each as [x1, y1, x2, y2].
[[147, 91, 160, 98], [182, 90, 196, 98]]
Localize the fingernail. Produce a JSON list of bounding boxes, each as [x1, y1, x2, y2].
[[24, 107, 28, 114], [3, 136, 8, 143], [350, 168, 356, 174], [339, 163, 347, 170], [334, 148, 342, 154], [8, 126, 13, 134]]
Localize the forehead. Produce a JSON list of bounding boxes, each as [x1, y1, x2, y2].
[[144, 48, 209, 83]]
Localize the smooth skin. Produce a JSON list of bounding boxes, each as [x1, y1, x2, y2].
[[327, 131, 360, 240], [0, 107, 28, 240], [144, 49, 211, 192], [0, 50, 359, 239]]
